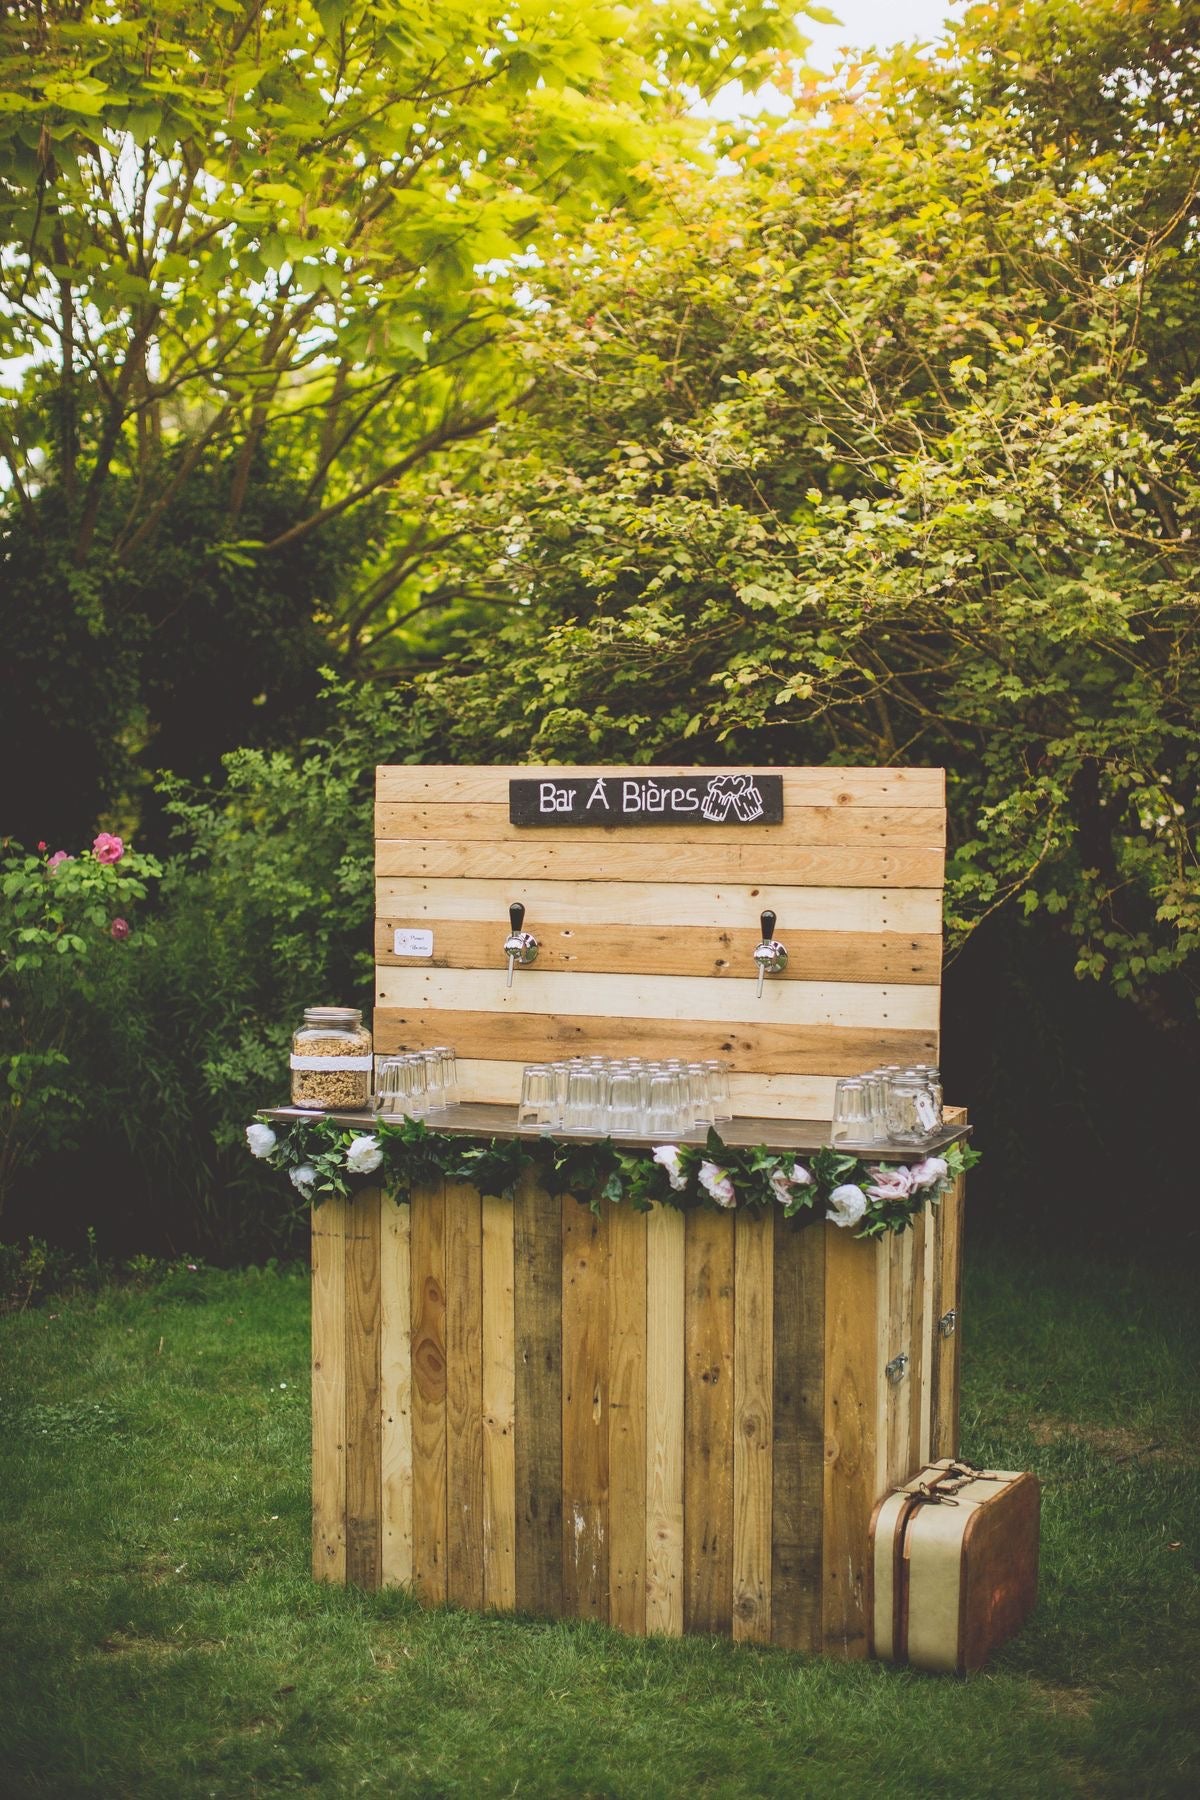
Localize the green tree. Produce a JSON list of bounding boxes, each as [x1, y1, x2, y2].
[[409, 0, 1200, 1028]]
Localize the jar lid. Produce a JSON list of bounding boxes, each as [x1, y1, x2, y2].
[[302, 1006, 363, 1026]]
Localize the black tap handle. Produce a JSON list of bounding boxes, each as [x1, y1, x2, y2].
[[760, 909, 777, 943], [509, 901, 525, 935]]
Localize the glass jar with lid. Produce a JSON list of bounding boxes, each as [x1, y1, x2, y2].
[[291, 1007, 373, 1111]]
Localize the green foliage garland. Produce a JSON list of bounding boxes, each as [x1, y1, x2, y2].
[[247, 1116, 979, 1241]]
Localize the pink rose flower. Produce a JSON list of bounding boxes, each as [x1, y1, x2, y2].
[[37, 841, 47, 852], [908, 1156, 949, 1190], [110, 917, 130, 941], [698, 1160, 737, 1208], [93, 833, 124, 864], [47, 851, 74, 872], [865, 1164, 916, 1203]]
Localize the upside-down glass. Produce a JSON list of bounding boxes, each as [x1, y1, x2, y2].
[[608, 1066, 644, 1136], [687, 1063, 715, 1130], [564, 1063, 604, 1132], [703, 1060, 733, 1123], [517, 1064, 558, 1132], [831, 1077, 873, 1145], [373, 1056, 406, 1116]]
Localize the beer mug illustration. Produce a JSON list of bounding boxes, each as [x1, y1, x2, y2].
[[701, 773, 765, 823]]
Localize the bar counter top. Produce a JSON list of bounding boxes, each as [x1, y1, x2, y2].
[[262, 1100, 970, 1161]]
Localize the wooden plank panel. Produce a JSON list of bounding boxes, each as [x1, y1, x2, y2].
[[377, 839, 944, 890], [445, 1182, 485, 1610], [482, 1195, 516, 1612], [311, 1198, 348, 1583], [448, 1060, 842, 1119], [931, 1175, 965, 1461], [732, 1209, 774, 1644], [909, 1211, 931, 1477], [822, 1225, 879, 1658], [409, 1179, 448, 1604], [645, 1205, 686, 1636], [607, 1203, 648, 1635], [376, 1009, 937, 1075], [771, 1214, 826, 1654], [377, 919, 942, 985], [561, 1199, 610, 1623], [345, 1190, 382, 1590], [380, 1200, 413, 1588], [683, 1209, 735, 1636], [513, 1171, 563, 1616], [377, 764, 945, 807], [375, 968, 941, 1032], [376, 878, 944, 935], [376, 802, 946, 847], [884, 1226, 916, 1489]]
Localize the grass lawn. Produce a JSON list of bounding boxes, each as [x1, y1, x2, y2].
[[1, 1237, 1197, 1799]]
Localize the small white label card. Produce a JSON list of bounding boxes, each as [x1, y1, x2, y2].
[[393, 928, 434, 957]]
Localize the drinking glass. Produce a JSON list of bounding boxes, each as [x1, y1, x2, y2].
[[687, 1063, 715, 1131], [430, 1046, 457, 1108], [647, 1069, 684, 1138], [608, 1066, 644, 1137], [403, 1053, 429, 1118], [422, 1049, 444, 1111], [517, 1065, 558, 1132], [703, 1060, 733, 1123], [564, 1063, 604, 1132], [865, 1069, 890, 1142], [373, 1057, 407, 1116], [831, 1077, 873, 1145]]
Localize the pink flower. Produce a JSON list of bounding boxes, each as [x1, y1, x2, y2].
[[110, 917, 130, 941], [651, 1145, 688, 1192], [93, 833, 125, 864], [47, 851, 74, 872], [865, 1164, 916, 1204], [698, 1160, 737, 1209], [37, 841, 47, 852], [908, 1156, 949, 1190]]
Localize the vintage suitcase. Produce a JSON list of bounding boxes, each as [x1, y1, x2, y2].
[[870, 1459, 1040, 1674]]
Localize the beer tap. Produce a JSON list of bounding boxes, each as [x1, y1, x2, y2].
[[754, 909, 788, 998], [503, 901, 538, 988]]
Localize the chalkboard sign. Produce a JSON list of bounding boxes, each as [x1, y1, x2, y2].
[[509, 773, 784, 827]]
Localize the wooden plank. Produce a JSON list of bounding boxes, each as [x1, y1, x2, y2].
[[482, 1194, 517, 1612], [376, 877, 944, 935], [645, 1204, 686, 1636], [380, 1200, 413, 1588], [561, 1198, 610, 1623], [445, 1182, 485, 1610], [311, 1197, 348, 1583], [909, 1211, 931, 1476], [771, 1214, 826, 1654], [345, 1189, 382, 1589], [931, 1173, 965, 1461], [732, 1208, 774, 1644], [375, 968, 941, 1033], [377, 919, 943, 985], [409, 1179, 448, 1604], [513, 1170, 563, 1617], [884, 1226, 916, 1489], [448, 1060, 842, 1119], [376, 801, 947, 847], [376, 1009, 937, 1075], [377, 764, 945, 807], [377, 839, 944, 890], [683, 1208, 735, 1636], [607, 1203, 648, 1636], [822, 1225, 879, 1658]]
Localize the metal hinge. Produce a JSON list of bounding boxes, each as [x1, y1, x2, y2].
[[938, 1308, 958, 1338], [885, 1351, 909, 1384]]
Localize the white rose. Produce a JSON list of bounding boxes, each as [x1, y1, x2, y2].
[[769, 1168, 792, 1204], [652, 1145, 688, 1192], [698, 1160, 737, 1209], [290, 1164, 317, 1198], [346, 1135, 384, 1176], [908, 1156, 949, 1190], [245, 1121, 277, 1159], [828, 1183, 867, 1229], [790, 1162, 813, 1186]]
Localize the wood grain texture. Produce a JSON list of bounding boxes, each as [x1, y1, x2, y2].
[[409, 1180, 448, 1604], [884, 1226, 917, 1489], [513, 1171, 563, 1617], [375, 1009, 937, 1074], [377, 919, 942, 984], [446, 1182, 484, 1610], [344, 1190, 382, 1589], [732, 1209, 774, 1644], [482, 1195, 517, 1612], [311, 1198, 348, 1583], [771, 1215, 826, 1654], [822, 1225, 879, 1658], [607, 1203, 648, 1636], [376, 877, 944, 935], [375, 967, 941, 1032], [376, 801, 947, 847], [683, 1208, 735, 1637], [909, 1211, 931, 1477], [645, 1204, 685, 1636], [376, 764, 945, 807], [377, 838, 944, 890], [931, 1175, 965, 1462], [380, 1200, 413, 1589], [561, 1199, 610, 1623]]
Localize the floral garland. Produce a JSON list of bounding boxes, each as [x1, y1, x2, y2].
[[245, 1115, 978, 1240]]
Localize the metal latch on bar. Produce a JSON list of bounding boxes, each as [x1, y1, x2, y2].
[[885, 1351, 909, 1384], [938, 1308, 958, 1338]]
